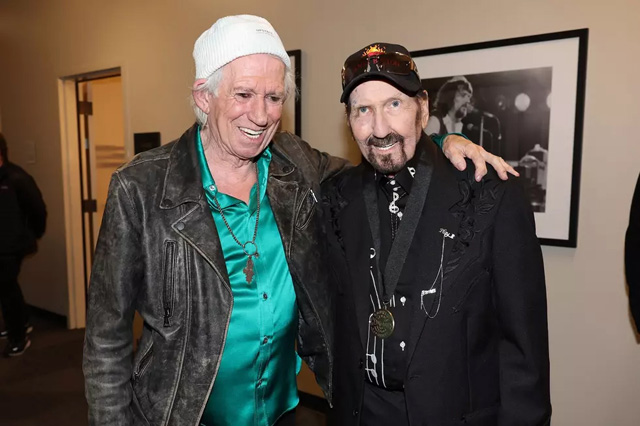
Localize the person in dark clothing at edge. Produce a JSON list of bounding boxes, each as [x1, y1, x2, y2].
[[0, 132, 47, 357], [323, 43, 551, 426], [626, 173, 640, 331]]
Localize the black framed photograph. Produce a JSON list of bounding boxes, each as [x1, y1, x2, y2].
[[413, 29, 588, 247], [281, 49, 302, 137]]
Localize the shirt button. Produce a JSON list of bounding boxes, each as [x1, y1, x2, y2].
[[176, 222, 185, 231], [352, 409, 359, 416], [358, 359, 364, 369], [257, 379, 263, 386], [208, 184, 215, 191], [262, 336, 269, 344], [263, 292, 268, 300]]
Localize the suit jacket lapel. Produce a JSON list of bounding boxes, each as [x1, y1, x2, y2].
[[382, 143, 434, 296]]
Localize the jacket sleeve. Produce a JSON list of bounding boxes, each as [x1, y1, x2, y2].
[[282, 132, 352, 183], [626, 173, 640, 330], [429, 132, 468, 148], [83, 172, 144, 425], [492, 179, 552, 425], [15, 171, 47, 239]]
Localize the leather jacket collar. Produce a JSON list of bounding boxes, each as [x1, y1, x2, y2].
[[159, 124, 298, 211]]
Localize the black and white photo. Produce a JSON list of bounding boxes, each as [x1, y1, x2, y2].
[[423, 67, 552, 213], [413, 29, 588, 247]]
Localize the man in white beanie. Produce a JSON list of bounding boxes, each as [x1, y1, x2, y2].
[[83, 14, 514, 426]]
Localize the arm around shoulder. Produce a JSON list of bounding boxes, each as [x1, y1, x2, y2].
[[276, 132, 352, 183]]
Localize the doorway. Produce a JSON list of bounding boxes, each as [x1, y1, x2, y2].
[[58, 68, 128, 328]]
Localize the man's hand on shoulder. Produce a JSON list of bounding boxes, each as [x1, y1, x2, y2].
[[442, 134, 519, 182]]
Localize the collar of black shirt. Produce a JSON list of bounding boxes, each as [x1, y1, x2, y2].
[[372, 134, 428, 196]]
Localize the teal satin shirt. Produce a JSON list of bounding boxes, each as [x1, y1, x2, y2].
[[196, 131, 300, 426]]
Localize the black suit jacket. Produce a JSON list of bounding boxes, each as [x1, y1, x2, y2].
[[322, 137, 551, 426]]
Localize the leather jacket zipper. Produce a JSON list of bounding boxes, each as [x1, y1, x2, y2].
[[163, 241, 176, 327], [133, 345, 154, 382]]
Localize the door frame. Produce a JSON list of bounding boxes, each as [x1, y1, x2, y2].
[[57, 67, 129, 328]]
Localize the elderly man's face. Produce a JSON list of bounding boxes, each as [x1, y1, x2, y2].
[[204, 54, 286, 161], [348, 81, 428, 174]]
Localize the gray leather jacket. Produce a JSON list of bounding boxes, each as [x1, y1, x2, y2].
[[83, 124, 349, 425]]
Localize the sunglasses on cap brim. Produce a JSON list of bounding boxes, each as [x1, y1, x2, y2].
[[341, 51, 419, 89]]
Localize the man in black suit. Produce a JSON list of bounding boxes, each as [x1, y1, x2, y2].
[[323, 43, 551, 425]]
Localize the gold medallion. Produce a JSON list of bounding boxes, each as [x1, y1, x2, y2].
[[370, 308, 395, 339]]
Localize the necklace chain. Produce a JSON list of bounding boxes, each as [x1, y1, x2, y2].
[[210, 164, 261, 258]]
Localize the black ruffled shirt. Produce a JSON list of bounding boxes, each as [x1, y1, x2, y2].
[[364, 147, 421, 391]]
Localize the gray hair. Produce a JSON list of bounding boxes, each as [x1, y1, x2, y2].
[[192, 59, 297, 127]]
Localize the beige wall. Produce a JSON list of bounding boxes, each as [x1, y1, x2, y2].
[[1, 0, 639, 423]]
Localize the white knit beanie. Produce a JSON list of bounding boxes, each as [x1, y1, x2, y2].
[[193, 15, 291, 80]]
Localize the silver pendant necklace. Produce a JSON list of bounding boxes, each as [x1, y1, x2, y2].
[[210, 165, 261, 284]]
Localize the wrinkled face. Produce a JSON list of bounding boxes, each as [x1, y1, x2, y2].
[[348, 81, 428, 174], [202, 54, 286, 161], [453, 87, 472, 119]]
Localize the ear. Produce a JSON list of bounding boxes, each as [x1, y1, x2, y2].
[[419, 91, 429, 129], [192, 79, 211, 113]]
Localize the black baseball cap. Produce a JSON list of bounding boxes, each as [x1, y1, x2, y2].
[[340, 42, 422, 104]]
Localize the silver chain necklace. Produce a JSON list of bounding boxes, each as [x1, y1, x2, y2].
[[210, 165, 261, 284]]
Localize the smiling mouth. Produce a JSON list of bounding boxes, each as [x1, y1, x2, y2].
[[367, 133, 404, 151], [371, 141, 398, 151], [239, 127, 265, 139]]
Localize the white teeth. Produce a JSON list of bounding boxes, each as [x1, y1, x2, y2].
[[375, 142, 397, 151], [239, 127, 265, 139]]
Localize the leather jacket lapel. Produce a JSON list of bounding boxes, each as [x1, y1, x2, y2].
[[267, 150, 299, 258], [159, 123, 231, 288], [174, 203, 231, 289], [160, 124, 202, 209]]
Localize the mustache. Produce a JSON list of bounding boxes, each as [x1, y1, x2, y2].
[[367, 133, 404, 148]]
